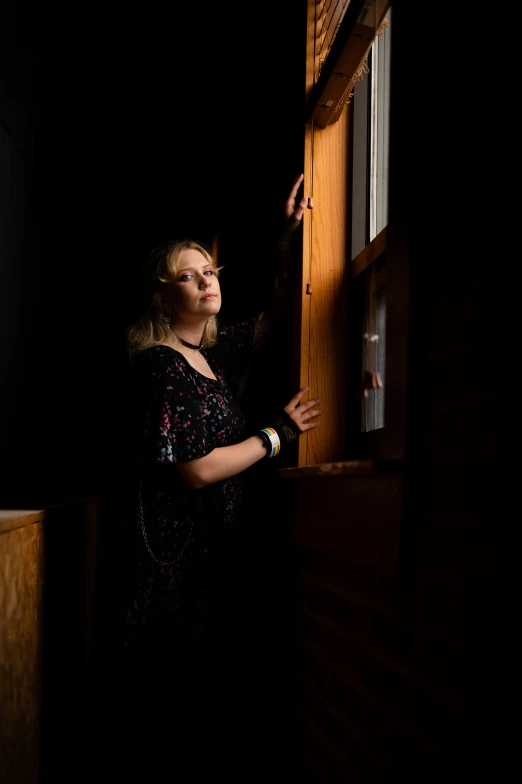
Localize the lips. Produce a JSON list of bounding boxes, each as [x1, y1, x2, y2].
[[201, 294, 216, 301]]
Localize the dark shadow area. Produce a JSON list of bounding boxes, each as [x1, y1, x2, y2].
[[1, 1, 307, 510], [2, 4, 307, 780], [38, 501, 89, 781]]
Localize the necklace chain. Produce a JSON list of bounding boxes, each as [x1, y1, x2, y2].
[[139, 482, 194, 566]]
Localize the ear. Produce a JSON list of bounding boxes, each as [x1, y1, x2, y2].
[[153, 291, 169, 309]]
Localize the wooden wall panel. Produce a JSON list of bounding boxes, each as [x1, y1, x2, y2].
[[286, 474, 402, 576], [299, 110, 350, 466], [0, 512, 45, 784], [279, 464, 505, 782], [296, 126, 314, 468]]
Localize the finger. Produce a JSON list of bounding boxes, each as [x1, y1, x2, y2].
[[294, 196, 309, 221], [300, 421, 320, 432], [288, 173, 304, 200], [295, 398, 321, 413], [286, 386, 309, 409], [299, 408, 323, 422]]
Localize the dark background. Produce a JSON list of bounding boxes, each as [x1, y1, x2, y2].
[[2, 5, 518, 782], [1, 1, 307, 507]]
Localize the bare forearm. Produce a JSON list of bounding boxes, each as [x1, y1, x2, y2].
[[176, 436, 267, 488]]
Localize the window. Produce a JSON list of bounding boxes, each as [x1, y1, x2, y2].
[[349, 9, 391, 449], [294, 0, 393, 467]]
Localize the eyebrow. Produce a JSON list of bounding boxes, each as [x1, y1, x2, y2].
[[178, 262, 213, 274]]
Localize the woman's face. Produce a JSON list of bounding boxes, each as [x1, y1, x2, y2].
[[166, 248, 221, 323]]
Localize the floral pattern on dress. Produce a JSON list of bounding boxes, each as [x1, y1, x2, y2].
[[118, 317, 257, 654]]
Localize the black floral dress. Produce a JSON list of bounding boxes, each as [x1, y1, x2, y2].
[[88, 225, 300, 779], [94, 317, 260, 683]]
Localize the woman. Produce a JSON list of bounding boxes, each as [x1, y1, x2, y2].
[[88, 174, 323, 778]]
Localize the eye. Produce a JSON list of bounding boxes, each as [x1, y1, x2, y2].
[[204, 269, 214, 276], [178, 273, 193, 282]]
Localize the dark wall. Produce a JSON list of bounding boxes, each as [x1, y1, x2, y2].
[[1, 2, 43, 502], [1, 2, 307, 507]]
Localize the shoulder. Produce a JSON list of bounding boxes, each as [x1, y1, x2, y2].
[[217, 317, 257, 350], [130, 345, 192, 383]]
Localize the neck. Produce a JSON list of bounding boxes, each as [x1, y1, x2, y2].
[[175, 326, 205, 350], [178, 336, 202, 350]]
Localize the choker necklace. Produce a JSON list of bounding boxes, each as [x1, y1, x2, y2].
[[179, 337, 202, 350]]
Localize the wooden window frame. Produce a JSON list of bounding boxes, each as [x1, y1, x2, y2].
[[291, 0, 406, 468]]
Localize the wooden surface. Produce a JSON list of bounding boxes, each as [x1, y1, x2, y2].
[[299, 0, 351, 466], [352, 226, 388, 278], [303, 109, 350, 466], [297, 123, 313, 468], [284, 473, 403, 577], [0, 510, 45, 784], [310, 0, 391, 128], [278, 460, 374, 479], [0, 509, 46, 534], [297, 0, 317, 469]]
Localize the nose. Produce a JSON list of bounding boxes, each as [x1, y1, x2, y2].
[[199, 277, 211, 290]]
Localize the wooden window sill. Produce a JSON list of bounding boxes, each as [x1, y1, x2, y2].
[[276, 459, 403, 480]]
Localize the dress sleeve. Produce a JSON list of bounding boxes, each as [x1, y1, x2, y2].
[[217, 318, 257, 359], [138, 353, 217, 465], [215, 317, 257, 396]]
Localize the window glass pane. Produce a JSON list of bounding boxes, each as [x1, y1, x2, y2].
[[369, 9, 391, 241], [351, 9, 391, 259], [349, 9, 391, 438], [361, 261, 386, 432], [351, 73, 369, 260]]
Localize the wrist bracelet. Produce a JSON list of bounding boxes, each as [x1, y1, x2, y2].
[[256, 430, 272, 457], [259, 427, 281, 458]]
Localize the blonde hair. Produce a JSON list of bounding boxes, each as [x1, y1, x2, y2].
[[127, 239, 223, 356]]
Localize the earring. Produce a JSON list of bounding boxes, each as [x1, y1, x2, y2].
[[208, 315, 214, 323], [162, 312, 171, 329]]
